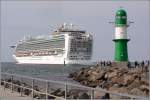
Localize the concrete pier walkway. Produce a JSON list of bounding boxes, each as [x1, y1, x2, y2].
[[0, 86, 33, 100]]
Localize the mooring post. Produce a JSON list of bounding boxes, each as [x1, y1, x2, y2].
[[32, 79, 34, 99], [65, 83, 67, 100], [46, 80, 49, 100], [11, 75, 13, 93], [20, 77, 23, 97], [4, 74, 6, 90], [90, 89, 94, 100]]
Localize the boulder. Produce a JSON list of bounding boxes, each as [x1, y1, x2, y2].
[[111, 76, 119, 84], [109, 87, 128, 99], [51, 88, 61, 95], [88, 74, 97, 82], [68, 89, 79, 99], [140, 80, 149, 86], [13, 80, 21, 85], [109, 87, 128, 94], [68, 73, 74, 78], [94, 86, 106, 99], [109, 87, 129, 99], [78, 93, 90, 99], [57, 91, 65, 96], [101, 93, 110, 99], [87, 70, 92, 75], [24, 89, 31, 95], [139, 85, 149, 95], [48, 95, 56, 99], [129, 88, 144, 96], [95, 67, 101, 73], [69, 64, 149, 97], [115, 75, 125, 85], [80, 81, 88, 86], [88, 80, 100, 88], [1, 81, 4, 85], [87, 71, 104, 82], [123, 74, 135, 85], [107, 71, 118, 79], [127, 79, 140, 90]]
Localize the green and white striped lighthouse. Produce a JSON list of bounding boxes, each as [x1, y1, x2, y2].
[[113, 9, 130, 61]]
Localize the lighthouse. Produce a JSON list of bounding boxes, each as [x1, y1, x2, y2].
[[113, 9, 130, 61]]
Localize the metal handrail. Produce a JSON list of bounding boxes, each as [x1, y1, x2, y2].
[[2, 81, 64, 99], [1, 72, 149, 100]]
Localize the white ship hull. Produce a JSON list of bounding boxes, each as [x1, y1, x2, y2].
[[13, 55, 91, 65]]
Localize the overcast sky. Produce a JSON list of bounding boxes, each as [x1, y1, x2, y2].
[[1, 1, 149, 62]]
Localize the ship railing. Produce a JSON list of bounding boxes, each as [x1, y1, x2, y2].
[[1, 72, 149, 100]]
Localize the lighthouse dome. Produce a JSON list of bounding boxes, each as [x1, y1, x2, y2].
[[115, 9, 127, 26], [116, 9, 127, 16]]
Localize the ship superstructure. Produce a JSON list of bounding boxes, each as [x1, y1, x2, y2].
[[12, 23, 93, 64]]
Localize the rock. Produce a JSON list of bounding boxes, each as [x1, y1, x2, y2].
[[7, 78, 12, 82], [140, 80, 149, 86], [34, 85, 39, 91], [101, 93, 110, 99], [123, 74, 135, 85], [1, 81, 4, 85], [80, 81, 88, 85], [129, 88, 144, 96], [51, 88, 61, 96], [111, 76, 119, 84], [115, 75, 124, 85], [34, 94, 40, 99], [88, 74, 97, 82], [4, 83, 9, 88], [69, 64, 149, 97], [24, 89, 31, 95], [88, 71, 105, 82], [56, 91, 65, 96], [139, 85, 149, 95], [68, 89, 79, 99], [16, 87, 21, 92], [78, 93, 90, 99], [107, 70, 118, 79], [90, 67, 94, 70], [68, 73, 74, 78], [128, 69, 142, 74], [127, 79, 140, 90], [95, 67, 101, 73], [94, 86, 106, 99], [87, 70, 92, 75], [48, 95, 55, 99], [38, 94, 46, 99], [13, 80, 21, 85], [78, 70, 84, 76], [112, 84, 120, 88], [109, 87, 129, 99], [109, 87, 128, 94], [88, 81, 100, 88]]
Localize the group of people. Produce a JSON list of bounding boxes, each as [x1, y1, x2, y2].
[[95, 60, 149, 72], [127, 60, 149, 72], [96, 61, 112, 67]]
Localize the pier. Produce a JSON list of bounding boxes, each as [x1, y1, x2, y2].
[[0, 72, 148, 99], [0, 86, 34, 100]]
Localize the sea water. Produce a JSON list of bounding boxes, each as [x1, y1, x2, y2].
[[1, 62, 86, 82]]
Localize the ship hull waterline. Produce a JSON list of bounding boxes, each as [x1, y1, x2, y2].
[[13, 55, 92, 65]]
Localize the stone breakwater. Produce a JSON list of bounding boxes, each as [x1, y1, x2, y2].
[[68, 64, 149, 97]]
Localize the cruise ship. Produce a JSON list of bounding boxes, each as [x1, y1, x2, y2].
[[12, 23, 93, 64]]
